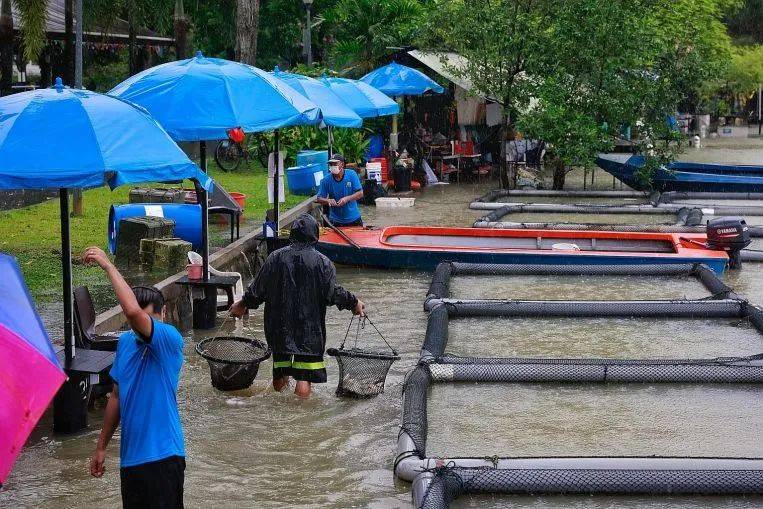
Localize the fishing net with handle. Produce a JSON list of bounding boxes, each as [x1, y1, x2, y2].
[[327, 315, 399, 398]]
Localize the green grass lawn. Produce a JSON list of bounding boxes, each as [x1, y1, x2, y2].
[[0, 159, 305, 303]]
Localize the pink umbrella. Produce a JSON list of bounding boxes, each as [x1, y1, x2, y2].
[[0, 254, 66, 485]]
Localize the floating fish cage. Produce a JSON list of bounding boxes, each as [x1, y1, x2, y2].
[[396, 262, 763, 508]]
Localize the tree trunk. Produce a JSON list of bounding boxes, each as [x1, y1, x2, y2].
[[173, 0, 189, 60], [128, 4, 137, 75], [499, 113, 512, 189], [64, 0, 74, 85], [551, 156, 566, 190], [235, 0, 259, 65], [39, 44, 51, 88], [0, 0, 13, 95]]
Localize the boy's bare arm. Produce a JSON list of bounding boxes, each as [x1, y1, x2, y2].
[[82, 246, 153, 338]]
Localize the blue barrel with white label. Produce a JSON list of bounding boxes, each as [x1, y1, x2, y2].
[[108, 203, 202, 254]]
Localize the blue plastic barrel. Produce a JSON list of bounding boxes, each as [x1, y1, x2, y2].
[[108, 203, 202, 254], [285, 163, 327, 196], [296, 150, 328, 172], [368, 134, 384, 159]]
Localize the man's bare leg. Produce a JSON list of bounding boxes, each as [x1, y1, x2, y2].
[[294, 381, 312, 399], [273, 376, 290, 392]]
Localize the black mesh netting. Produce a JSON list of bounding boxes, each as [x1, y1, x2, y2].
[[429, 356, 763, 383], [421, 305, 449, 359], [399, 364, 431, 458], [326, 347, 398, 397], [425, 263, 735, 303], [417, 465, 763, 508], [195, 336, 271, 391], [444, 299, 742, 318]]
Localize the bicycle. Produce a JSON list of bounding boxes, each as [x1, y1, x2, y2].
[[214, 129, 271, 171]]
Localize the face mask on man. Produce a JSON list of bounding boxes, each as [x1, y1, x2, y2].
[[329, 165, 341, 175]]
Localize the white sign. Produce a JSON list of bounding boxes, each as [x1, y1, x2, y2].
[[143, 205, 164, 217], [313, 170, 325, 186], [268, 176, 286, 204]]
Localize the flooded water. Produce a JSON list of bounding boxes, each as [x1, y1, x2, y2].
[[3, 138, 763, 508]]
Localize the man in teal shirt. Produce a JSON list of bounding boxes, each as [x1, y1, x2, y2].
[[316, 154, 364, 226]]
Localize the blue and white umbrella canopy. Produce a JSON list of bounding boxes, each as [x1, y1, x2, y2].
[[360, 61, 444, 96], [110, 51, 321, 141], [323, 77, 400, 119], [0, 78, 211, 191], [273, 68, 363, 128]]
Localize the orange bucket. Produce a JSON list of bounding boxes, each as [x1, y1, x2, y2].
[[229, 192, 246, 211]]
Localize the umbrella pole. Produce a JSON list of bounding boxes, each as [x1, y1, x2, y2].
[[199, 141, 210, 282], [327, 125, 333, 156], [273, 129, 280, 231], [59, 188, 75, 365]]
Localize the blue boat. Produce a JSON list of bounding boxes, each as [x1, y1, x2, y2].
[[596, 154, 763, 193]]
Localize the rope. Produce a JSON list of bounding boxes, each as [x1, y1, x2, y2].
[[339, 315, 398, 355]]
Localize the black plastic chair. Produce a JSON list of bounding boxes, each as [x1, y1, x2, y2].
[[73, 286, 122, 352]]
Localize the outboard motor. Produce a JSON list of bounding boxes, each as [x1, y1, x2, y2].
[[706, 217, 750, 269]]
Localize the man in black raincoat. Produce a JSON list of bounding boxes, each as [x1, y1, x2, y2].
[[230, 214, 365, 398]]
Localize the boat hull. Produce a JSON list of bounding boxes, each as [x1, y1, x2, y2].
[[596, 154, 763, 193], [317, 226, 728, 274]]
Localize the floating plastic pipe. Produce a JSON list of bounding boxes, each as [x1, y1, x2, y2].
[[469, 201, 763, 215], [428, 357, 763, 383], [414, 459, 763, 508], [441, 299, 743, 318], [475, 189, 763, 203]]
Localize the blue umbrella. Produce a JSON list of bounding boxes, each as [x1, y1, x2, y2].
[[323, 77, 400, 118], [0, 78, 211, 368], [273, 67, 362, 128], [110, 51, 321, 141], [0, 78, 211, 190], [111, 52, 321, 288], [360, 61, 444, 96]]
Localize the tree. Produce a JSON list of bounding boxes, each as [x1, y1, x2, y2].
[[422, 0, 554, 187], [11, 0, 47, 63], [235, 0, 259, 65], [327, 0, 423, 75]]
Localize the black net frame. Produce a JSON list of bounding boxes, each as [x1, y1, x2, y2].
[[196, 336, 271, 391], [473, 205, 763, 237], [327, 316, 400, 398], [426, 262, 736, 305], [417, 465, 763, 508], [400, 292, 763, 506]]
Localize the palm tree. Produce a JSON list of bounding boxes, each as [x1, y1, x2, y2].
[[325, 0, 422, 75]]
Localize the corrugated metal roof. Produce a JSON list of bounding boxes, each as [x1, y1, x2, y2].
[[11, 0, 173, 44], [407, 50, 476, 93]]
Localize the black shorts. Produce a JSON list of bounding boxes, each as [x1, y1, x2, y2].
[[120, 455, 185, 509], [272, 353, 327, 383]]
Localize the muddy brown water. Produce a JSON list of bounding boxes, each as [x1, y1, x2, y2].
[[3, 139, 763, 508]]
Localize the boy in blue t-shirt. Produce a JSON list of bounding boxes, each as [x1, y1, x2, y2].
[[316, 153, 364, 226], [84, 246, 185, 509]]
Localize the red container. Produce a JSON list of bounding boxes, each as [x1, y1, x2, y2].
[[371, 157, 389, 182], [187, 263, 203, 280]]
